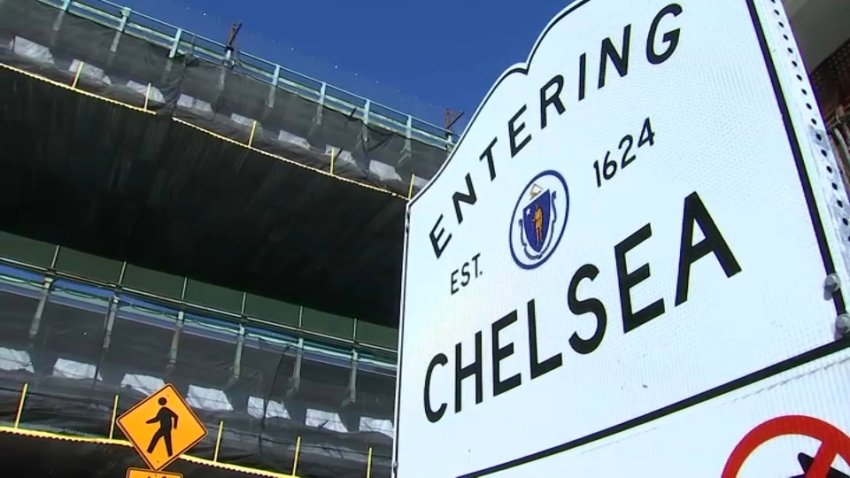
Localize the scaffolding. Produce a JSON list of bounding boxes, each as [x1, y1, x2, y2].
[[0, 238, 396, 477], [0, 0, 453, 197]]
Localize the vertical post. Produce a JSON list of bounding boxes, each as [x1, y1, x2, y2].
[[291, 436, 302, 476], [110, 7, 130, 53], [109, 394, 119, 439], [29, 277, 53, 339], [309, 82, 328, 140], [400, 115, 414, 168], [268, 64, 281, 108], [52, 0, 71, 37], [272, 65, 281, 87], [230, 325, 244, 383], [318, 82, 327, 108], [342, 350, 357, 407], [366, 447, 373, 478], [144, 83, 152, 111], [168, 311, 184, 370], [14, 383, 28, 429], [169, 28, 183, 59], [330, 147, 337, 175], [213, 420, 224, 462], [444, 108, 462, 146], [408, 175, 416, 200], [50, 245, 60, 269], [118, 261, 128, 286], [71, 61, 84, 89], [248, 120, 258, 147], [287, 338, 303, 397], [102, 294, 119, 351], [363, 100, 371, 126]]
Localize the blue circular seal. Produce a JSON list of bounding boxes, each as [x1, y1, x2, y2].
[[508, 170, 570, 270]]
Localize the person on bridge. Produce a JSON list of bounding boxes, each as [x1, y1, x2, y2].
[[146, 397, 178, 456]]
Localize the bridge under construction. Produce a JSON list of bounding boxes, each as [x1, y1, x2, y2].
[[1, 0, 850, 477]]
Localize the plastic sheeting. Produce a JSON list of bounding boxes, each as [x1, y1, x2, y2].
[[0, 264, 394, 477]]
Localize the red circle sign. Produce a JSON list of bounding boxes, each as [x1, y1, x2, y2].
[[722, 415, 850, 478]]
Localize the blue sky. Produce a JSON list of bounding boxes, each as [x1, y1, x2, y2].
[[117, 0, 568, 131]]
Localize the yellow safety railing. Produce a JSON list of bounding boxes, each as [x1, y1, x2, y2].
[[8, 383, 383, 477], [1, 61, 415, 201]]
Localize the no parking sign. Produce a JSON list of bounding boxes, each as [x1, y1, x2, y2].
[[724, 415, 850, 478]]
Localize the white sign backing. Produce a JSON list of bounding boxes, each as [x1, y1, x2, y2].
[[487, 346, 850, 477], [395, 0, 850, 477]]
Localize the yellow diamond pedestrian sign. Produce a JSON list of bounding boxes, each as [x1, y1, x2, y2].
[[126, 468, 183, 478], [117, 383, 207, 471]]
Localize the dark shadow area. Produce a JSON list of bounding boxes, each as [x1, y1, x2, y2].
[[0, 0, 446, 327], [0, 66, 405, 326], [0, 431, 305, 478]]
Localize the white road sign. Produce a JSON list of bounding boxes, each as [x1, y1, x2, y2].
[[395, 0, 850, 477]]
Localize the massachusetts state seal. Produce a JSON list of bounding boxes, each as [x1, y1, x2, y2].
[[509, 170, 569, 270]]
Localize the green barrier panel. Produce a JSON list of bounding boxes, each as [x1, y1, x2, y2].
[[356, 321, 398, 350], [121, 264, 185, 299], [184, 279, 244, 314], [0, 231, 57, 268], [302, 307, 354, 340], [244, 294, 300, 328], [55, 247, 123, 284], [0, 234, 394, 350]]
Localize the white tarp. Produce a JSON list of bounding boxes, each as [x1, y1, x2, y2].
[[394, 0, 850, 476]]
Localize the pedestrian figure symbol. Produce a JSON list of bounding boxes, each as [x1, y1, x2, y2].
[[146, 397, 178, 457]]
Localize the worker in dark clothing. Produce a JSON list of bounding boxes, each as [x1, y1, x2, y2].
[[146, 397, 178, 456]]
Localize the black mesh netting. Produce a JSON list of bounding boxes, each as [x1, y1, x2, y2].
[[0, 0, 449, 195], [0, 266, 394, 478], [0, 0, 421, 327]]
